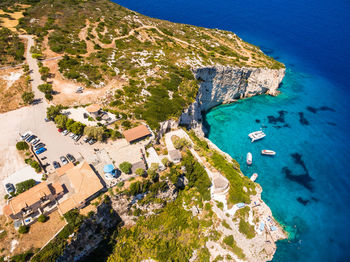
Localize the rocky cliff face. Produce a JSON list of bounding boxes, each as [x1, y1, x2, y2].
[[180, 66, 285, 135]]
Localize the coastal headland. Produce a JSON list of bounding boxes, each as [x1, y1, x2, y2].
[[0, 0, 286, 260]]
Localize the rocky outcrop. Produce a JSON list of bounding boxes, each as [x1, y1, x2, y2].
[[180, 66, 285, 135]]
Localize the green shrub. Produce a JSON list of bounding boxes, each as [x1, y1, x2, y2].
[[16, 179, 36, 194], [21, 92, 34, 104], [119, 161, 132, 174], [18, 225, 29, 234], [222, 235, 245, 259], [16, 141, 28, 151], [37, 214, 48, 223], [135, 168, 145, 177], [238, 219, 256, 239]]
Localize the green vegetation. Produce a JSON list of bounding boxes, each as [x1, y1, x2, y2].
[[15, 179, 36, 194], [32, 209, 85, 262], [135, 168, 145, 177], [173, 136, 190, 150], [38, 83, 53, 96], [46, 105, 63, 120], [239, 219, 255, 239], [21, 91, 34, 105], [107, 191, 211, 262], [18, 225, 29, 234], [188, 130, 256, 205], [119, 161, 132, 174], [25, 158, 42, 173], [222, 235, 245, 259], [235, 206, 256, 239], [0, 28, 24, 66], [16, 141, 29, 151], [11, 0, 283, 130], [222, 220, 231, 230], [182, 151, 211, 200], [37, 214, 48, 223], [10, 249, 35, 262]]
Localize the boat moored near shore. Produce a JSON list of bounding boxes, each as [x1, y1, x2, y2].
[[247, 152, 252, 165], [261, 150, 276, 156], [248, 130, 266, 142], [250, 173, 258, 181]]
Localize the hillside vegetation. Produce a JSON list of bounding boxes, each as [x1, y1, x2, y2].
[[0, 0, 284, 128]]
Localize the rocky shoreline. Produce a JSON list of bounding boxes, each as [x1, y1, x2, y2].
[[180, 65, 285, 136], [179, 65, 287, 260]]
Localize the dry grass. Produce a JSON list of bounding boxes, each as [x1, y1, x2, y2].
[[44, 59, 125, 107], [0, 4, 29, 32], [0, 68, 30, 113], [0, 210, 66, 257]]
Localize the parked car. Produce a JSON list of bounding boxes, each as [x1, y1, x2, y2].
[[69, 133, 75, 138], [21, 131, 31, 140], [31, 138, 40, 145], [36, 147, 47, 154], [83, 137, 91, 143], [44, 117, 50, 122], [60, 156, 68, 165], [58, 128, 63, 133], [62, 130, 69, 136], [35, 143, 45, 150], [66, 154, 76, 162], [22, 133, 30, 141], [53, 161, 61, 169], [26, 135, 36, 143], [83, 113, 89, 119], [74, 134, 82, 142], [88, 139, 97, 145], [5, 183, 15, 194]]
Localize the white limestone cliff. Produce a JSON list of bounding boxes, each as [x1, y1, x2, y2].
[[180, 66, 285, 135]]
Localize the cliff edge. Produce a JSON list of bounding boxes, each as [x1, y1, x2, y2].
[[180, 66, 285, 135]]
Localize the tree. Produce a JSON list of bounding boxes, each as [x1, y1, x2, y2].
[[70, 121, 85, 134], [21, 91, 34, 104], [84, 126, 105, 141], [18, 225, 29, 234], [54, 114, 68, 129], [45, 93, 53, 101], [16, 179, 36, 194], [38, 83, 53, 95], [47, 105, 63, 120], [161, 157, 169, 167], [173, 137, 190, 150], [135, 168, 145, 177], [65, 118, 75, 131], [119, 161, 132, 174], [38, 214, 48, 223], [121, 120, 131, 129], [150, 163, 159, 172], [39, 66, 50, 80], [16, 141, 29, 151]]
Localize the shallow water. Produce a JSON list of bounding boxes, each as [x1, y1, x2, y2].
[[113, 0, 350, 260]]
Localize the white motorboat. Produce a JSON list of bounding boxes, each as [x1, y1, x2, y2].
[[250, 173, 258, 181], [261, 150, 276, 156], [248, 130, 266, 142], [246, 152, 252, 165]]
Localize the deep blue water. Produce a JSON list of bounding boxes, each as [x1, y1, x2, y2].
[[113, 0, 350, 261]]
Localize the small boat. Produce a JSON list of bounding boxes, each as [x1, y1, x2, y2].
[[250, 173, 258, 181], [261, 150, 276, 156], [246, 152, 252, 165], [248, 130, 266, 142]]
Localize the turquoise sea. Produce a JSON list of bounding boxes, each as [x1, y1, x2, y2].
[[113, 0, 350, 261]]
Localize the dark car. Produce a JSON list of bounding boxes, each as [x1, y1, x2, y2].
[[5, 183, 15, 194], [88, 139, 97, 145], [66, 154, 76, 162], [35, 143, 45, 150], [60, 156, 68, 165], [26, 135, 36, 143], [53, 161, 61, 169]]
